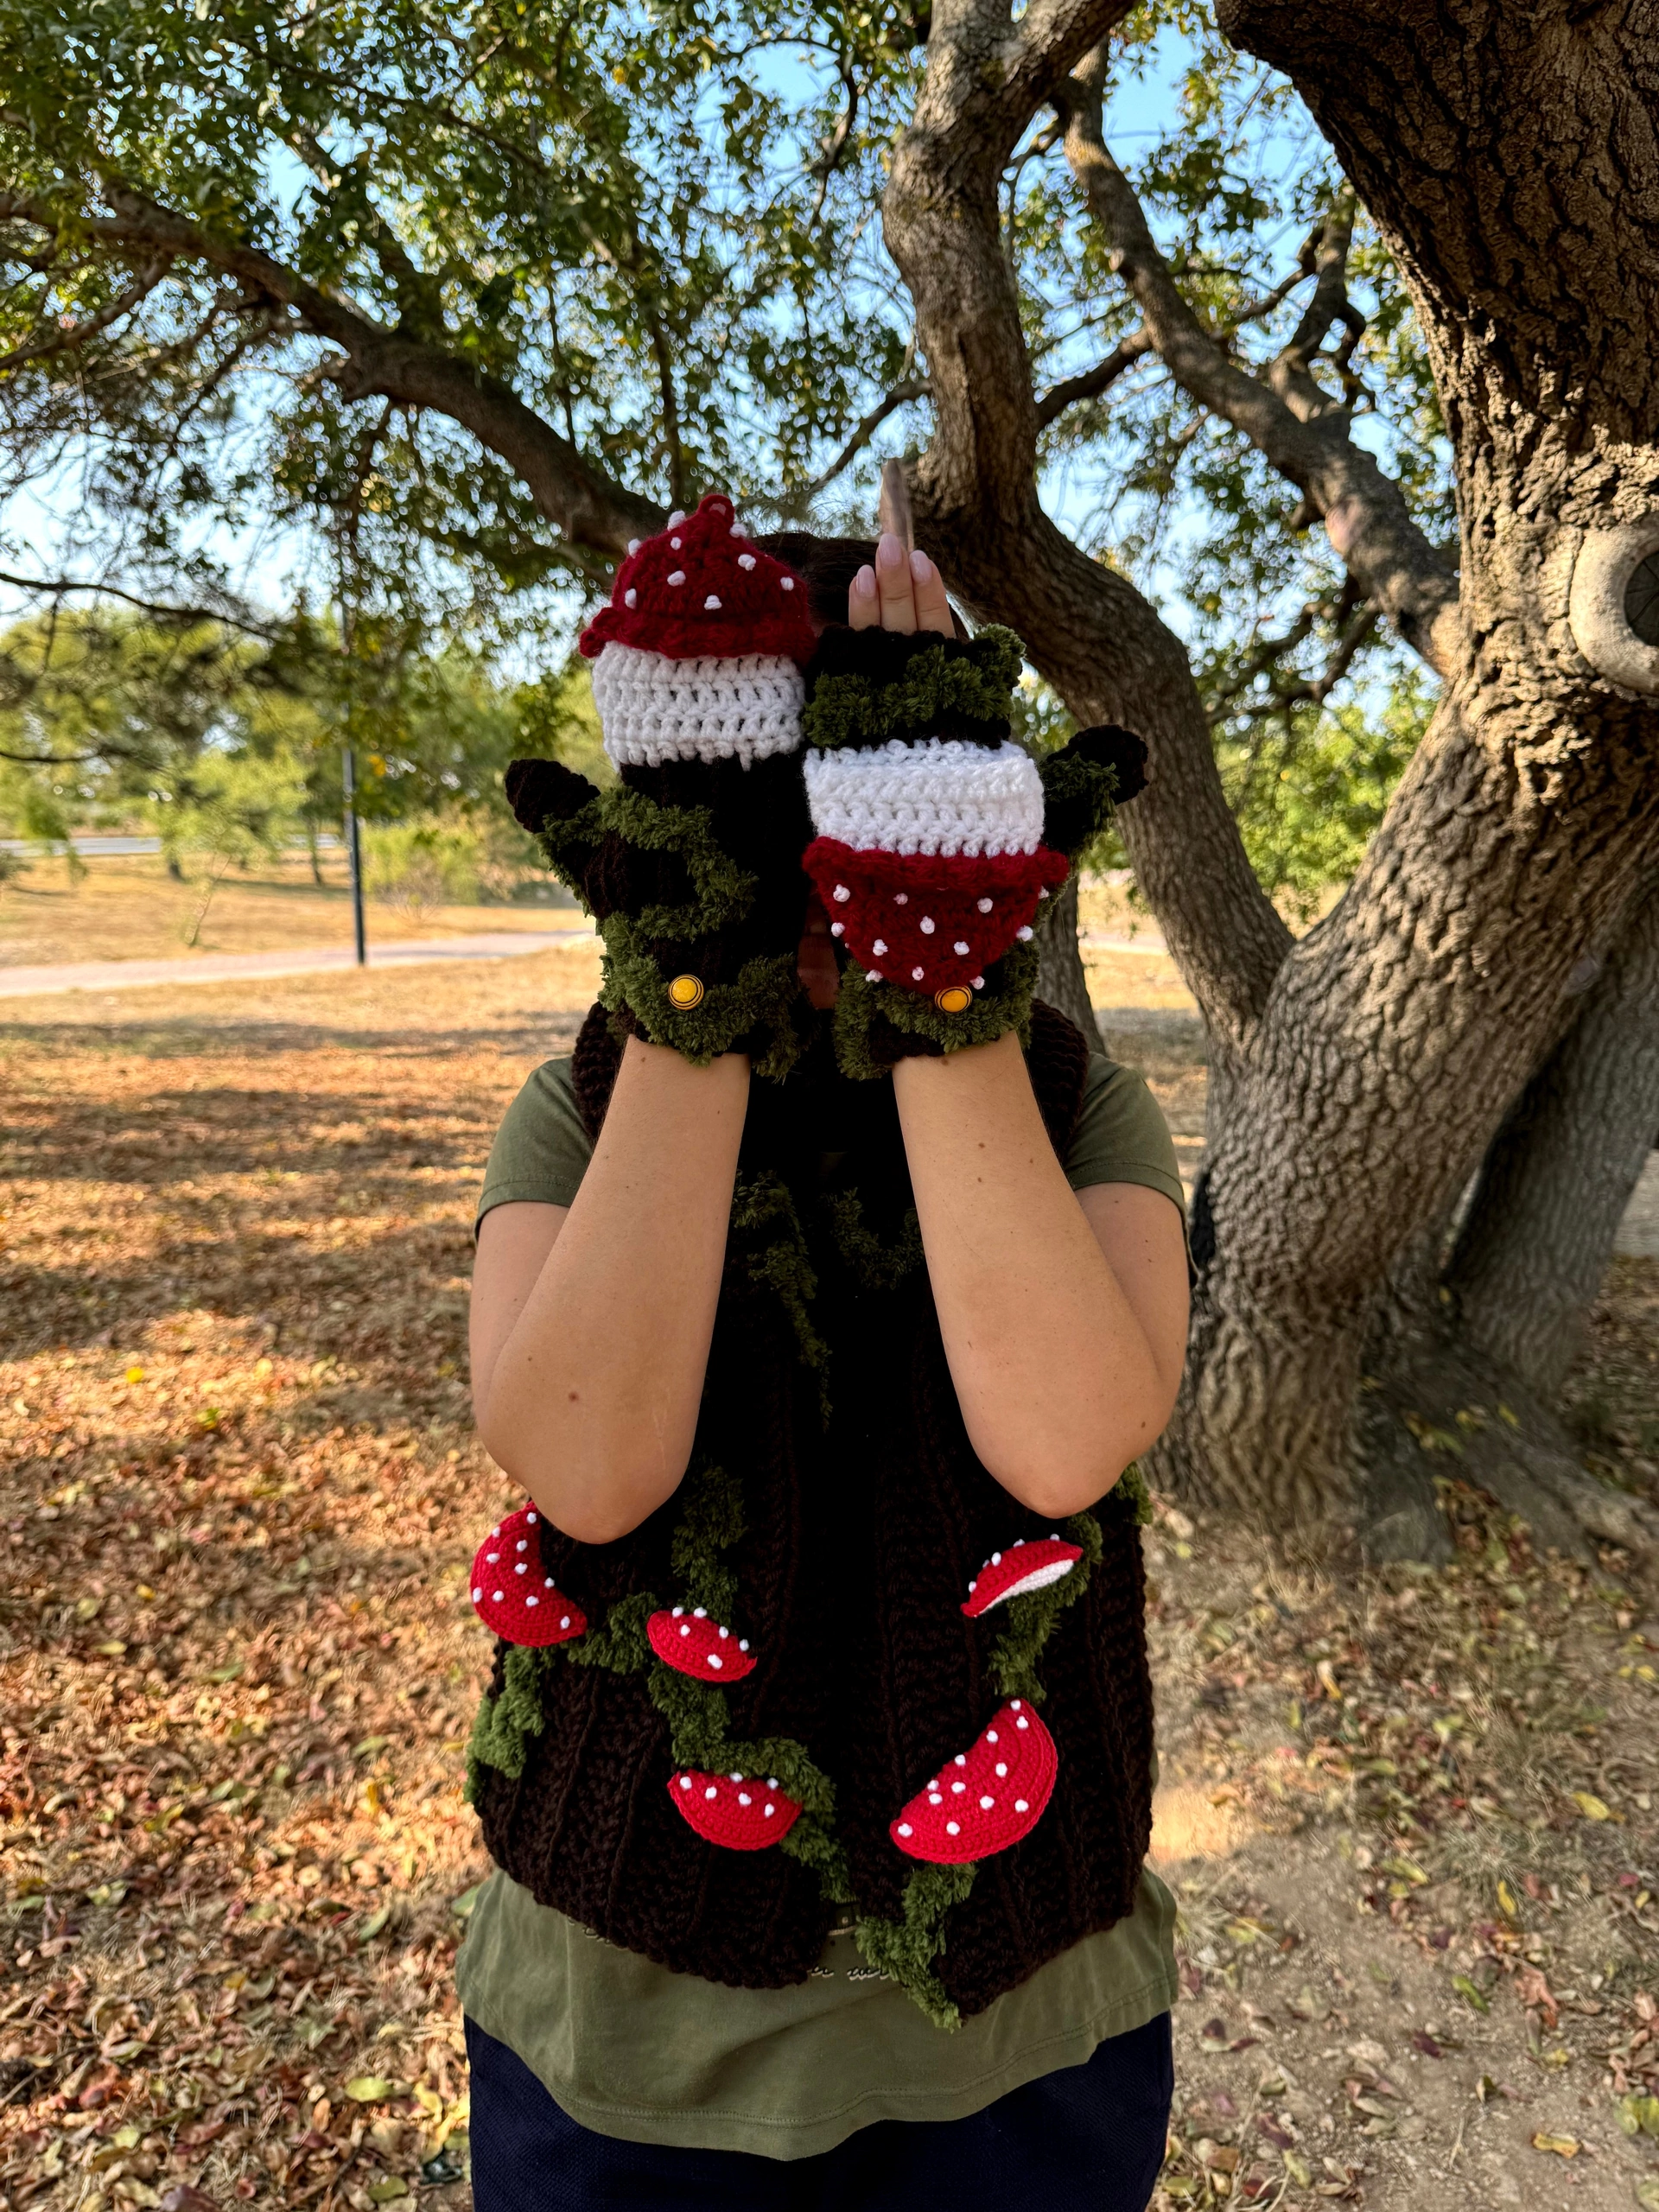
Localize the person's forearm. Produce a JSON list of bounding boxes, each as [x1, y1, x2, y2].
[[894, 1032, 1174, 1515], [476, 1039, 748, 1541]]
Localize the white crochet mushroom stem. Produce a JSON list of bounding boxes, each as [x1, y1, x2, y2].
[[802, 739, 1044, 856], [590, 641, 806, 767]]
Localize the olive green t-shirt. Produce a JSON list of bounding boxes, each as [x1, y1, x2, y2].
[[460, 1047, 1185, 2160]]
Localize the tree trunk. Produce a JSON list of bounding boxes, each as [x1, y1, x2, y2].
[[881, 0, 1659, 1550], [1445, 872, 1659, 1396], [1036, 872, 1099, 1039]]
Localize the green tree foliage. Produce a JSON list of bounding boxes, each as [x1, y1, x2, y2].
[[0, 1, 1446, 904]]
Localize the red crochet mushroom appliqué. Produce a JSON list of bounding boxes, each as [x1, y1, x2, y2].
[[647, 1605, 757, 1681], [961, 1535, 1084, 1619], [802, 842, 1068, 996], [890, 1700, 1058, 1865], [578, 491, 814, 664], [469, 1505, 588, 1649], [668, 1769, 802, 1851]]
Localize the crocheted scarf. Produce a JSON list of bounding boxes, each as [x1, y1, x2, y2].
[[466, 1001, 1156, 2028]]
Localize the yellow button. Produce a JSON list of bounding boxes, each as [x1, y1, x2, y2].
[[667, 974, 706, 1010], [934, 985, 972, 1014]]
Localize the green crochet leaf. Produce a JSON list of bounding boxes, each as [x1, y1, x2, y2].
[[821, 1190, 924, 1291], [854, 1863, 978, 2031], [831, 940, 1042, 1080], [985, 1510, 1103, 1706], [804, 626, 1025, 752]]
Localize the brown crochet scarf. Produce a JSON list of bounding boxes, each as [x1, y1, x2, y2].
[[466, 1000, 1155, 2028]]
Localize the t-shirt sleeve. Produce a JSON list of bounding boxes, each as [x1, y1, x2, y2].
[[1063, 1055, 1186, 1217], [476, 1057, 594, 1228]]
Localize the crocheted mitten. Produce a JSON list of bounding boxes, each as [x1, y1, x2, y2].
[[799, 621, 1147, 1074], [506, 493, 817, 1075]]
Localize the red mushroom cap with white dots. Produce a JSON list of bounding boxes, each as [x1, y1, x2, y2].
[[960, 1535, 1084, 1619], [469, 1504, 588, 1649], [647, 1605, 757, 1682], [668, 1769, 802, 1851], [889, 1700, 1058, 1865], [579, 493, 815, 664]]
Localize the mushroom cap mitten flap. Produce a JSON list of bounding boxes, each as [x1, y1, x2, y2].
[[798, 622, 1067, 1076], [580, 490, 817, 769], [505, 494, 818, 1075]]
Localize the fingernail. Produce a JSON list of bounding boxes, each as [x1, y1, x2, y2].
[[909, 550, 933, 582], [853, 564, 877, 598], [875, 531, 904, 569]]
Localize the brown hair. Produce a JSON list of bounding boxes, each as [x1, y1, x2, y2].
[[753, 531, 971, 640]]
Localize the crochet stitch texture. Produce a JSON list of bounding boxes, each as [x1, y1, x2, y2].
[[467, 1001, 1157, 2021], [802, 737, 1046, 858], [590, 643, 807, 769], [580, 492, 816, 665]]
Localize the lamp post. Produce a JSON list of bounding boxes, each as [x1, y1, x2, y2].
[[342, 746, 366, 966]]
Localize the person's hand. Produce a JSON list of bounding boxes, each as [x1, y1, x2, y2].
[[848, 532, 955, 638]]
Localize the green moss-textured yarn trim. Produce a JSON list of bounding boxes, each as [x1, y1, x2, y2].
[[563, 1590, 659, 1675], [1037, 745, 1122, 859], [1112, 1462, 1154, 1528], [804, 626, 1025, 752], [822, 1190, 924, 1291], [986, 1510, 1103, 1706], [646, 1656, 856, 1908], [601, 935, 804, 1074], [668, 1462, 747, 1624], [855, 1863, 978, 2031], [730, 1172, 831, 1414], [536, 791, 608, 899], [597, 785, 757, 941], [465, 1643, 558, 1798], [831, 941, 1041, 1080]]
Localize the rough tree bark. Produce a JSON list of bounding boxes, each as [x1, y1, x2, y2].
[[1036, 874, 1099, 1038], [1446, 872, 1659, 1397], [883, 0, 1659, 1547]]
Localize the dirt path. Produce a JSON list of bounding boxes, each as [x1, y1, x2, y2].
[[0, 925, 596, 1001], [0, 961, 1653, 2211]]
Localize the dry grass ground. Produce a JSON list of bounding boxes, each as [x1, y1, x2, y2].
[[0, 852, 583, 971], [0, 951, 1654, 2212]]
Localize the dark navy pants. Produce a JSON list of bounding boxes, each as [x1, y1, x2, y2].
[[464, 2009, 1173, 2210]]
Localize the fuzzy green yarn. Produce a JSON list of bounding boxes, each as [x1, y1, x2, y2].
[[831, 940, 1042, 1079], [465, 1644, 558, 1800], [985, 1511, 1103, 1707], [668, 1462, 747, 1624], [804, 626, 1024, 753], [822, 1190, 924, 1292], [600, 933, 804, 1075], [854, 1865, 978, 2031], [730, 1172, 831, 1416]]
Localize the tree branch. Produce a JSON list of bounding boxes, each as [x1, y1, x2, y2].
[[1061, 55, 1464, 677], [800, 377, 931, 502], [1034, 327, 1152, 426], [0, 569, 282, 639], [0, 254, 172, 372], [883, 0, 1294, 1051], [0, 188, 659, 559]]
